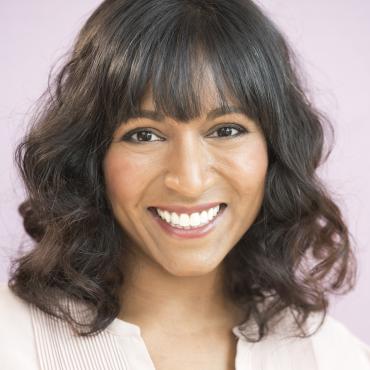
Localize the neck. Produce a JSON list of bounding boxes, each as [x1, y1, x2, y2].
[[118, 248, 245, 335]]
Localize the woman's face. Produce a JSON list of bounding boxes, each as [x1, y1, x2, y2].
[[103, 83, 269, 277]]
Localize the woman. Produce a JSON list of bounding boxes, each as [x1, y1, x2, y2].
[[1, 0, 369, 369]]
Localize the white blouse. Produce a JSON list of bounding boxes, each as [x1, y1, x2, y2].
[[0, 283, 369, 370]]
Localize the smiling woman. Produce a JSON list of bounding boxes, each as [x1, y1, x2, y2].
[[1, 0, 370, 369], [103, 85, 268, 279]]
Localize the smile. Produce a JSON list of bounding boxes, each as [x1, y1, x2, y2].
[[148, 203, 227, 239]]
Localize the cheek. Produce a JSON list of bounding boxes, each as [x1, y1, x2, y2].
[[103, 148, 156, 204], [217, 140, 269, 193]]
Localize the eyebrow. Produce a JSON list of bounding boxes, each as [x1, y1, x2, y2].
[[127, 106, 246, 122]]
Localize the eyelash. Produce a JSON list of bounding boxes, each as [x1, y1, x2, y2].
[[120, 124, 248, 143]]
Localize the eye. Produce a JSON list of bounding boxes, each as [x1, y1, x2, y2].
[[120, 123, 248, 143], [207, 124, 248, 138], [121, 128, 164, 143]]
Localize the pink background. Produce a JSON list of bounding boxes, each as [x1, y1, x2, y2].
[[1, 1, 369, 344]]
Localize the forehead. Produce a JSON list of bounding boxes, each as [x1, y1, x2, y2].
[[129, 106, 248, 123], [113, 48, 258, 127], [135, 95, 246, 125], [138, 66, 244, 121]]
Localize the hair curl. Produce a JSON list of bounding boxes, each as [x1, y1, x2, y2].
[[9, 0, 357, 341]]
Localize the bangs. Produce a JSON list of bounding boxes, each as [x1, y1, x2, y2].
[[97, 0, 279, 129]]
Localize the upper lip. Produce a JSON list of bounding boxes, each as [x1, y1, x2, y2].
[[150, 202, 225, 214]]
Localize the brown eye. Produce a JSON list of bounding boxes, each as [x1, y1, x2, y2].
[[121, 129, 164, 143], [208, 124, 247, 138]]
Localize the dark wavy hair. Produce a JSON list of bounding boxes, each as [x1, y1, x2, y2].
[[9, 0, 357, 341]]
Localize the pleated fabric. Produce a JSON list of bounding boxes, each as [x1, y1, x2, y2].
[[29, 296, 319, 370], [24, 290, 370, 370], [30, 300, 128, 370]]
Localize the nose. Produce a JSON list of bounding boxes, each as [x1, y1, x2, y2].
[[164, 132, 214, 198]]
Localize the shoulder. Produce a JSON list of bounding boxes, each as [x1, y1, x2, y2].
[[0, 282, 30, 318], [306, 312, 370, 369], [236, 308, 370, 370], [0, 282, 39, 369], [272, 309, 370, 370], [0, 282, 32, 332]]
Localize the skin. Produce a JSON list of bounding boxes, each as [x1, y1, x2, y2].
[[102, 77, 269, 369]]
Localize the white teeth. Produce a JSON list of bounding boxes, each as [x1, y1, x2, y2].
[[164, 210, 171, 223], [170, 212, 179, 225], [200, 210, 208, 224], [190, 212, 201, 227], [155, 204, 223, 229], [179, 214, 190, 227]]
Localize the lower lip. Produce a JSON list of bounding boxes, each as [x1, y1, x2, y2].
[[148, 205, 227, 239]]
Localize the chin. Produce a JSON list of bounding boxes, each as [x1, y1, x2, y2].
[[159, 258, 222, 278]]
